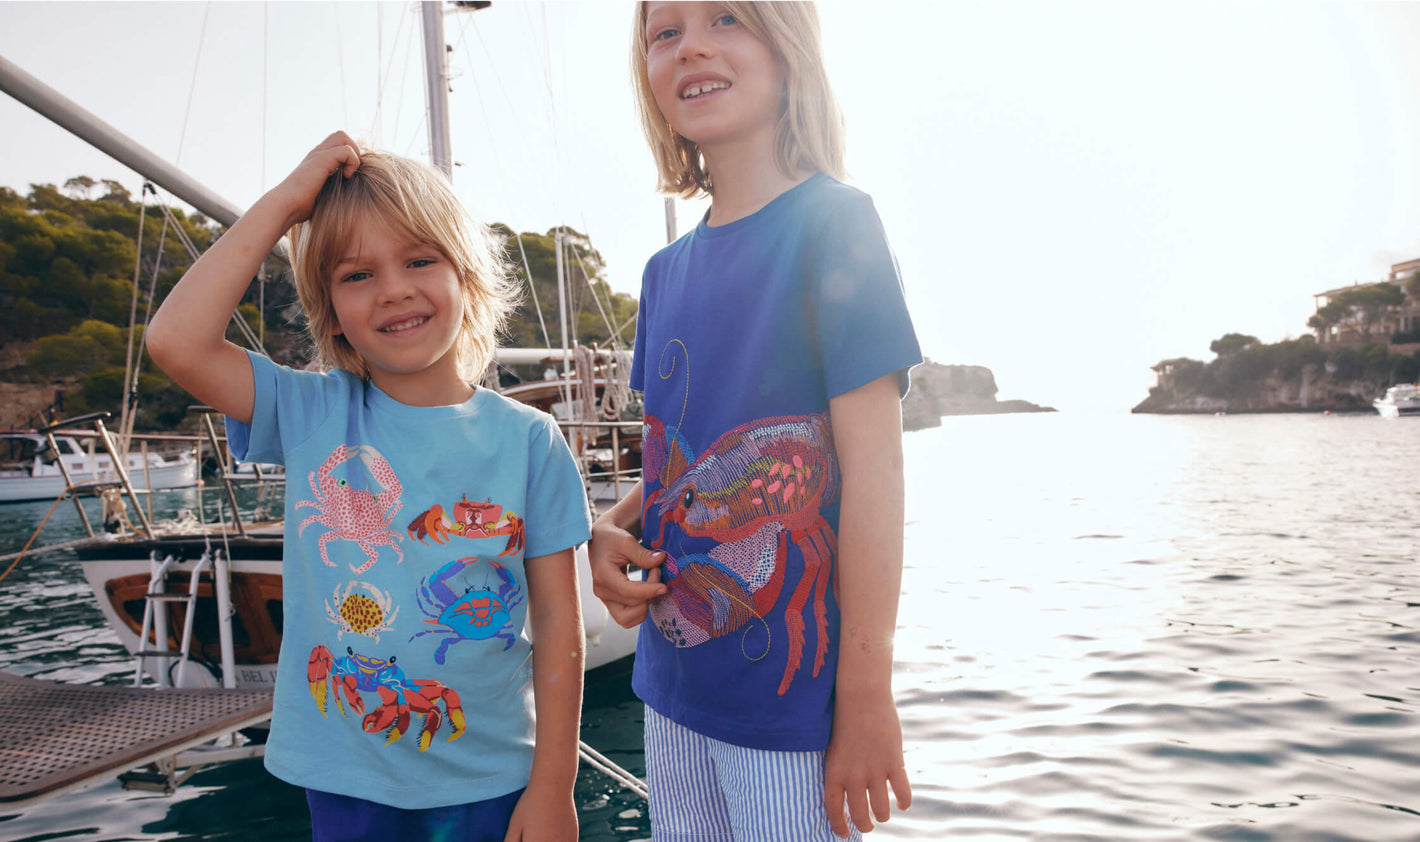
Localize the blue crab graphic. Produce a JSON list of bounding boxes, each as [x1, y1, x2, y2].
[[411, 556, 524, 663]]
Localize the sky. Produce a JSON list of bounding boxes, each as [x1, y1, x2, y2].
[[2, 1, 1420, 413]]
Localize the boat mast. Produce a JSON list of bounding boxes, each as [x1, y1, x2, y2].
[[0, 55, 245, 228], [421, 1, 454, 178]]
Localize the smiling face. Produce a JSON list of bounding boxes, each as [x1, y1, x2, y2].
[[643, 1, 787, 157], [326, 215, 468, 402]]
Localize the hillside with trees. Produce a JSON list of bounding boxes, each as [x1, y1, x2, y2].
[[0, 179, 637, 430], [1136, 331, 1420, 414]]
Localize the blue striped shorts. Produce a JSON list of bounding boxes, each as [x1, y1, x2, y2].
[[644, 705, 862, 841]]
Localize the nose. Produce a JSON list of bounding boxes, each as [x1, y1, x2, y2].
[[675, 25, 713, 63], [375, 268, 415, 304]]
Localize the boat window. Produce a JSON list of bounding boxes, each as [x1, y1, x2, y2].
[[55, 439, 78, 455], [1, 437, 39, 463]]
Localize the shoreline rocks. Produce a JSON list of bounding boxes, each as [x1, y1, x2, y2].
[[903, 361, 1056, 431]]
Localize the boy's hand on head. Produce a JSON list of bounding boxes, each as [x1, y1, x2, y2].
[[824, 691, 912, 837], [588, 517, 666, 628], [267, 130, 362, 229]]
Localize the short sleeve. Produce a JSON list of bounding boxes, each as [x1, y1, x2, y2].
[[521, 414, 592, 558], [629, 275, 649, 394], [811, 194, 922, 399], [224, 350, 340, 465]]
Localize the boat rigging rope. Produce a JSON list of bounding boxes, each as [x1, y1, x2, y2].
[[174, 1, 212, 169], [375, 4, 419, 155], [514, 232, 553, 350], [451, 14, 510, 182], [601, 351, 634, 421], [568, 244, 621, 349], [0, 494, 65, 586], [150, 194, 266, 355], [574, 345, 598, 456], [334, 14, 350, 131], [117, 186, 150, 457], [578, 741, 649, 800], [120, 185, 176, 457]]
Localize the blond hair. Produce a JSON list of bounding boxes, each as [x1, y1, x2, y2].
[[631, 1, 845, 198], [287, 150, 518, 382]]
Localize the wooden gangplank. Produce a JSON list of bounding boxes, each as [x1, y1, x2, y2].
[[0, 671, 272, 807]]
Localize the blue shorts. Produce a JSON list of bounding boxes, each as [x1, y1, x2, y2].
[[644, 705, 862, 841], [305, 787, 524, 842]]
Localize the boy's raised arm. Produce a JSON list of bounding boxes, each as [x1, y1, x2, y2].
[[146, 132, 361, 424]]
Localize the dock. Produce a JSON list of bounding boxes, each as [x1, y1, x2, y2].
[[0, 671, 272, 807]]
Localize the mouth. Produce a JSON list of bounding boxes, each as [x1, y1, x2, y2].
[[680, 80, 730, 100], [379, 315, 430, 333]]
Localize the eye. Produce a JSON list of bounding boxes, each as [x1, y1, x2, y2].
[[408, 257, 436, 269], [340, 270, 371, 283], [651, 25, 680, 42], [714, 13, 737, 26], [682, 487, 695, 509]]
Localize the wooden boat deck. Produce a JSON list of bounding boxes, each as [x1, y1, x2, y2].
[[0, 671, 272, 806]]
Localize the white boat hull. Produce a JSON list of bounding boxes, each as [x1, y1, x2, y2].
[[1373, 383, 1420, 418], [0, 458, 199, 503], [78, 534, 637, 690], [1373, 400, 1420, 417]]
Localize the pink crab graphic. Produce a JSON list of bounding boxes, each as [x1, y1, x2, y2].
[[298, 444, 405, 573]]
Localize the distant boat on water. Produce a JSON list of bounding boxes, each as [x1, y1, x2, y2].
[[0, 430, 198, 503], [1373, 383, 1420, 418]]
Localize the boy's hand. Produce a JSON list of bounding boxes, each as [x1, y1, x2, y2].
[[588, 517, 666, 628], [267, 130, 362, 230], [504, 780, 577, 842], [824, 691, 912, 837]]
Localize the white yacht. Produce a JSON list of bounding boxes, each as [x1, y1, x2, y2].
[[1373, 383, 1420, 418], [0, 430, 199, 503]]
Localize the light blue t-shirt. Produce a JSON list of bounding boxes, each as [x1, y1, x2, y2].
[[227, 350, 591, 809]]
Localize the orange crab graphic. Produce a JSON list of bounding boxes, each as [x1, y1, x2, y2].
[[406, 495, 525, 557]]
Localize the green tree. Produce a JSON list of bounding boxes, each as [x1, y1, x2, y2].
[[1209, 333, 1260, 357], [1271, 336, 1326, 380], [1395, 350, 1420, 383], [63, 176, 97, 200], [26, 319, 129, 379], [99, 180, 132, 206], [1312, 284, 1406, 337], [1406, 272, 1420, 303], [1329, 346, 1363, 380], [494, 224, 637, 354]]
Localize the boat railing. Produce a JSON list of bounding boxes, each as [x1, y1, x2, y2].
[[552, 418, 643, 510], [27, 409, 287, 545], [36, 411, 156, 539], [188, 406, 246, 538]]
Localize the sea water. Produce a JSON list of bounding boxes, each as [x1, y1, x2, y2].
[[1, 412, 1417, 841]]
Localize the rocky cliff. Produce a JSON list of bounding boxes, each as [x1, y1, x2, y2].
[[1132, 367, 1379, 414], [903, 361, 1056, 430]]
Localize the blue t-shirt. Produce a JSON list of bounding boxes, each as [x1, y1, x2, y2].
[[629, 174, 922, 751], [227, 350, 590, 809]]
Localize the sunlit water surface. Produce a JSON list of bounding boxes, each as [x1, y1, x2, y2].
[[2, 413, 1417, 840]]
